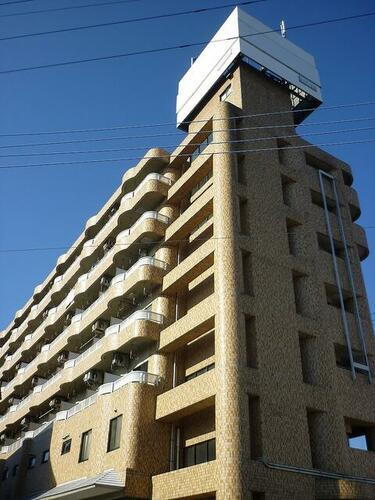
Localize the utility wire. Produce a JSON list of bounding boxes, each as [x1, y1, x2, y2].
[[1, 137, 374, 170], [0, 0, 146, 18], [1, 100, 375, 137], [1, 116, 375, 149], [1, 227, 375, 254], [0, 0, 268, 42], [0, 125, 373, 159], [0, 0, 36, 6], [1, 11, 375, 74]]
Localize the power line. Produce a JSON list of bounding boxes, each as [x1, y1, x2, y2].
[[0, 0, 268, 42], [1, 101, 375, 138], [0, 125, 373, 159], [0, 0, 36, 6], [1, 11, 375, 74], [0, 0, 146, 18], [1, 116, 375, 150], [1, 137, 374, 170]]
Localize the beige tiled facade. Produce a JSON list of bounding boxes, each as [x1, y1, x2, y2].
[[0, 59, 374, 500]]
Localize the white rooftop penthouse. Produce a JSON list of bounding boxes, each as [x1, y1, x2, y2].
[[176, 7, 322, 129]]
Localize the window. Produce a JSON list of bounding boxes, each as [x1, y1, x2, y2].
[[107, 415, 123, 452], [1, 467, 8, 481], [12, 465, 19, 477], [307, 409, 325, 468], [190, 133, 213, 163], [220, 84, 232, 102], [299, 333, 316, 384], [237, 154, 246, 185], [345, 418, 375, 452], [334, 344, 368, 373], [251, 493, 265, 500], [317, 233, 344, 258], [241, 250, 253, 295], [311, 190, 336, 213], [248, 395, 262, 459], [185, 363, 214, 382], [28, 455, 36, 469], [245, 315, 257, 369], [183, 439, 216, 467], [277, 139, 289, 165], [281, 175, 295, 207], [239, 198, 250, 235], [79, 430, 92, 462], [286, 219, 300, 256], [61, 438, 71, 455], [41, 449, 50, 464], [292, 272, 306, 315]]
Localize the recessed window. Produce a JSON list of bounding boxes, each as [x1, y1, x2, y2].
[[183, 438, 216, 467], [1, 467, 8, 481], [41, 449, 50, 464], [107, 415, 123, 452], [12, 465, 19, 477], [345, 418, 375, 452], [248, 394, 262, 459], [239, 197, 250, 235], [61, 438, 71, 455], [220, 85, 232, 102], [245, 315, 257, 369], [79, 430, 92, 462], [241, 250, 253, 295], [185, 363, 214, 382], [28, 455, 36, 469]]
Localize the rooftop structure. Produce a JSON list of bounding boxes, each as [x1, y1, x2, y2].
[[0, 8, 374, 500]]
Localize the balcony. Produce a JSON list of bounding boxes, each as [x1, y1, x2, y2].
[[156, 369, 216, 421]]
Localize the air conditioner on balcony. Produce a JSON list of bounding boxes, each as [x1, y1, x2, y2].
[[20, 417, 30, 430], [31, 377, 43, 387], [8, 397, 20, 407], [64, 310, 75, 326], [49, 398, 61, 410], [42, 309, 49, 320], [83, 370, 103, 387], [0, 433, 6, 444], [99, 276, 111, 292], [139, 248, 148, 257], [91, 319, 109, 336], [103, 238, 115, 253], [16, 362, 27, 371], [57, 351, 69, 365], [111, 352, 130, 370]]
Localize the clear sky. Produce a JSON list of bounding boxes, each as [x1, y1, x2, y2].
[[0, 0, 374, 330]]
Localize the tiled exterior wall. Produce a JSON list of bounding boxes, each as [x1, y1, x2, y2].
[[0, 61, 374, 500]]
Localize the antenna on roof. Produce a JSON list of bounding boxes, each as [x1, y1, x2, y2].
[[280, 19, 287, 38]]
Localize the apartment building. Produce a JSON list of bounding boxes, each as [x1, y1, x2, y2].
[[0, 8, 374, 500]]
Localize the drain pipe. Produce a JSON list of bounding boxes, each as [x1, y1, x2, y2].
[[258, 459, 375, 485]]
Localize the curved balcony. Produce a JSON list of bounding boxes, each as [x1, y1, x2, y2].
[[0, 158, 170, 350], [55, 370, 160, 422], [0, 311, 164, 432], [121, 148, 170, 194], [344, 185, 361, 222], [0, 211, 170, 379], [0, 260, 167, 406], [352, 223, 369, 261]]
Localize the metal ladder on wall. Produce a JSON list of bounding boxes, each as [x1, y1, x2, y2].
[[318, 169, 372, 383]]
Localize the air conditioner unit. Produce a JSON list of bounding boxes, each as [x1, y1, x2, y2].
[[83, 370, 103, 387], [139, 248, 148, 257], [99, 276, 111, 292], [64, 311, 75, 326], [42, 310, 49, 320], [103, 238, 115, 253], [111, 352, 130, 370], [57, 351, 69, 365], [0, 433, 6, 444], [49, 398, 61, 410], [8, 397, 20, 407], [31, 377, 42, 387], [20, 417, 30, 430], [91, 319, 109, 336]]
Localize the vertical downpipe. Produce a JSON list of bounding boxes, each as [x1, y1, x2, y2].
[[213, 102, 246, 498]]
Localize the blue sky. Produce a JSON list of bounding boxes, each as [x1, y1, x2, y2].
[[0, 0, 374, 330]]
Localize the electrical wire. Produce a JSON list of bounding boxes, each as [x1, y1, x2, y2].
[[0, 0, 147, 18], [1, 137, 374, 170], [0, 125, 373, 159], [0, 0, 268, 42], [1, 100, 375, 137], [1, 116, 375, 148], [1, 11, 375, 74]]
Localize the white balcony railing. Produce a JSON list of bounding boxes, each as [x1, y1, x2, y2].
[[56, 371, 160, 421]]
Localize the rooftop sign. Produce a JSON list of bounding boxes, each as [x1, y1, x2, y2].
[[176, 7, 322, 128]]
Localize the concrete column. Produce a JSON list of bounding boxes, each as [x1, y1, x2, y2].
[[213, 102, 248, 498]]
